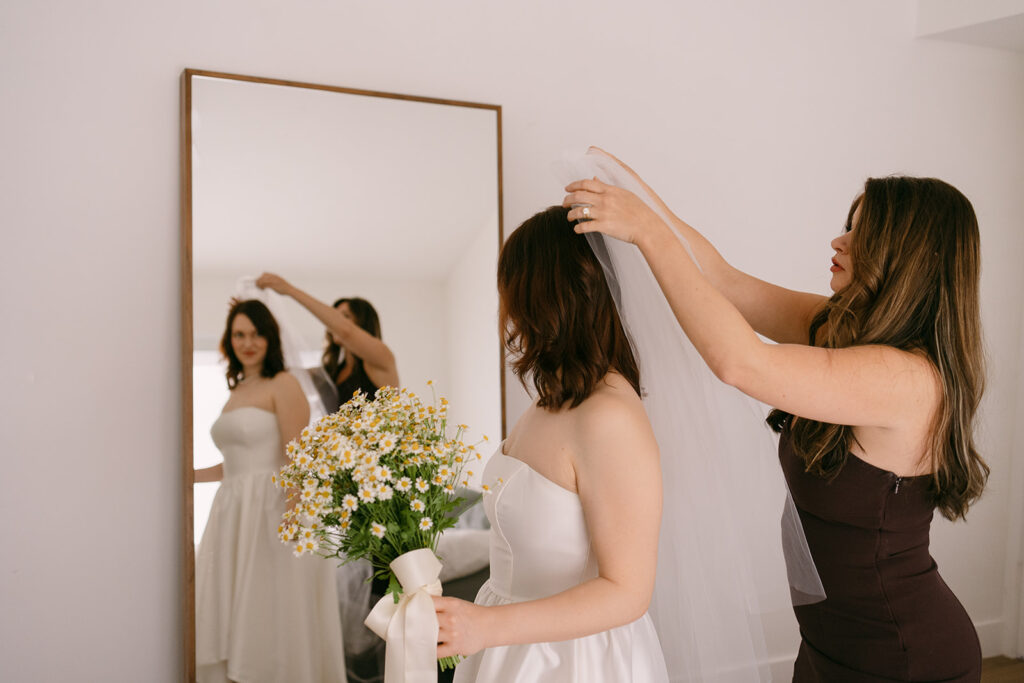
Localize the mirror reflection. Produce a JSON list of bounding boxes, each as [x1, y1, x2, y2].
[[186, 71, 502, 682]]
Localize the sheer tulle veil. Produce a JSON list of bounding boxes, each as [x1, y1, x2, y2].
[[553, 150, 823, 682]]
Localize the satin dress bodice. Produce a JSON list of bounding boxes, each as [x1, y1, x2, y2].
[[453, 448, 667, 683], [482, 453, 599, 601], [210, 406, 284, 479]]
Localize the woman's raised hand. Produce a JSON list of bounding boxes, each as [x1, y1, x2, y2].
[[256, 272, 291, 295], [562, 178, 667, 247]]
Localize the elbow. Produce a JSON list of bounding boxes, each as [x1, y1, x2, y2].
[[706, 342, 761, 391], [612, 578, 655, 626], [628, 593, 652, 624], [706, 353, 744, 389], [624, 584, 654, 625]]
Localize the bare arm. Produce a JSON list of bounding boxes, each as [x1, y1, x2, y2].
[[256, 273, 399, 386], [193, 463, 223, 483], [271, 372, 311, 447], [434, 387, 661, 656], [583, 148, 826, 344], [564, 180, 938, 435]]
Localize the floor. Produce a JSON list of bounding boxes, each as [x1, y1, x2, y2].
[[983, 656, 1024, 682]]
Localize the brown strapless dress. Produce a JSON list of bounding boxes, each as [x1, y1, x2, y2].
[[780, 422, 981, 682]]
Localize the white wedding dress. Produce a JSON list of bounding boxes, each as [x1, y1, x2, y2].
[[453, 449, 669, 683], [196, 406, 346, 683]]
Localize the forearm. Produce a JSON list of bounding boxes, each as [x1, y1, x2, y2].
[[478, 576, 651, 648], [665, 215, 735, 286], [283, 284, 353, 340], [194, 463, 223, 483], [638, 225, 764, 384]]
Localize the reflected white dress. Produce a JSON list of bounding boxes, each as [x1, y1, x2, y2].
[[453, 451, 668, 683], [196, 407, 346, 683]]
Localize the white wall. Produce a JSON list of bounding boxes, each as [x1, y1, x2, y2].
[[1, 1, 1022, 680]]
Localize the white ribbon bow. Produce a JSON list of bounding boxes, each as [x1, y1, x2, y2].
[[364, 548, 444, 683]]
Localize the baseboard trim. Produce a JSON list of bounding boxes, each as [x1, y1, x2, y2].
[[976, 617, 1005, 657]]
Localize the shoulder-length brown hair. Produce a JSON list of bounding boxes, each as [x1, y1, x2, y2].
[[220, 299, 286, 389], [498, 205, 640, 410], [322, 297, 381, 380], [767, 176, 988, 520]]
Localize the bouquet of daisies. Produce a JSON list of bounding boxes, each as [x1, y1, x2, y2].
[[275, 384, 483, 679]]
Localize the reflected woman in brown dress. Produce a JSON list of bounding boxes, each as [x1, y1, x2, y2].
[[564, 149, 986, 682], [256, 273, 399, 410]]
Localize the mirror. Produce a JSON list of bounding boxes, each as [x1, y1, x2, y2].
[[180, 69, 503, 681]]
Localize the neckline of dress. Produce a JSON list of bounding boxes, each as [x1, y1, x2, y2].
[[220, 405, 276, 418], [846, 451, 932, 481], [783, 419, 931, 480], [496, 441, 578, 497]]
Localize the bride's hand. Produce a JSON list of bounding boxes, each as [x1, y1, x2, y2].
[[562, 178, 668, 246], [256, 272, 291, 295], [433, 595, 489, 659]]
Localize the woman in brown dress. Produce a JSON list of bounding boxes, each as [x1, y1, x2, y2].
[[563, 149, 987, 682]]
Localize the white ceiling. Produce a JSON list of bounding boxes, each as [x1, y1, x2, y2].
[[191, 75, 500, 281], [917, 0, 1024, 52]]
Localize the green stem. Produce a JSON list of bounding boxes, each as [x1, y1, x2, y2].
[[438, 655, 462, 671]]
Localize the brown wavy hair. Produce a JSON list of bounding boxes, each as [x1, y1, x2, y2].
[[220, 299, 285, 389], [767, 176, 987, 520], [498, 205, 640, 410], [322, 297, 382, 380]]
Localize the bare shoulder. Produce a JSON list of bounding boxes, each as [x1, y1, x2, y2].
[[851, 344, 940, 392], [269, 371, 305, 398], [572, 373, 657, 461], [896, 346, 943, 408]]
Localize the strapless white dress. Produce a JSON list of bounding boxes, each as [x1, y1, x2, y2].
[[195, 407, 346, 683], [453, 451, 668, 683]]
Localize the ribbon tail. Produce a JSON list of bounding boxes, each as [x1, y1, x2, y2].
[[402, 591, 441, 683], [365, 592, 401, 640]]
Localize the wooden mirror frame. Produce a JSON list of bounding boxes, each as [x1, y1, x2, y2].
[[179, 68, 504, 681]]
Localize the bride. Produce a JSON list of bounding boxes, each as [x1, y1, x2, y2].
[[434, 204, 669, 682], [194, 298, 346, 683], [434, 150, 820, 682]]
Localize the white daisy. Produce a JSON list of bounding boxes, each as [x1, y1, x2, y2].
[[410, 498, 426, 513], [418, 517, 433, 531], [371, 522, 387, 538]]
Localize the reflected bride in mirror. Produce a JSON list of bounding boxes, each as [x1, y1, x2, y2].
[[193, 299, 346, 683], [256, 272, 399, 410]]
